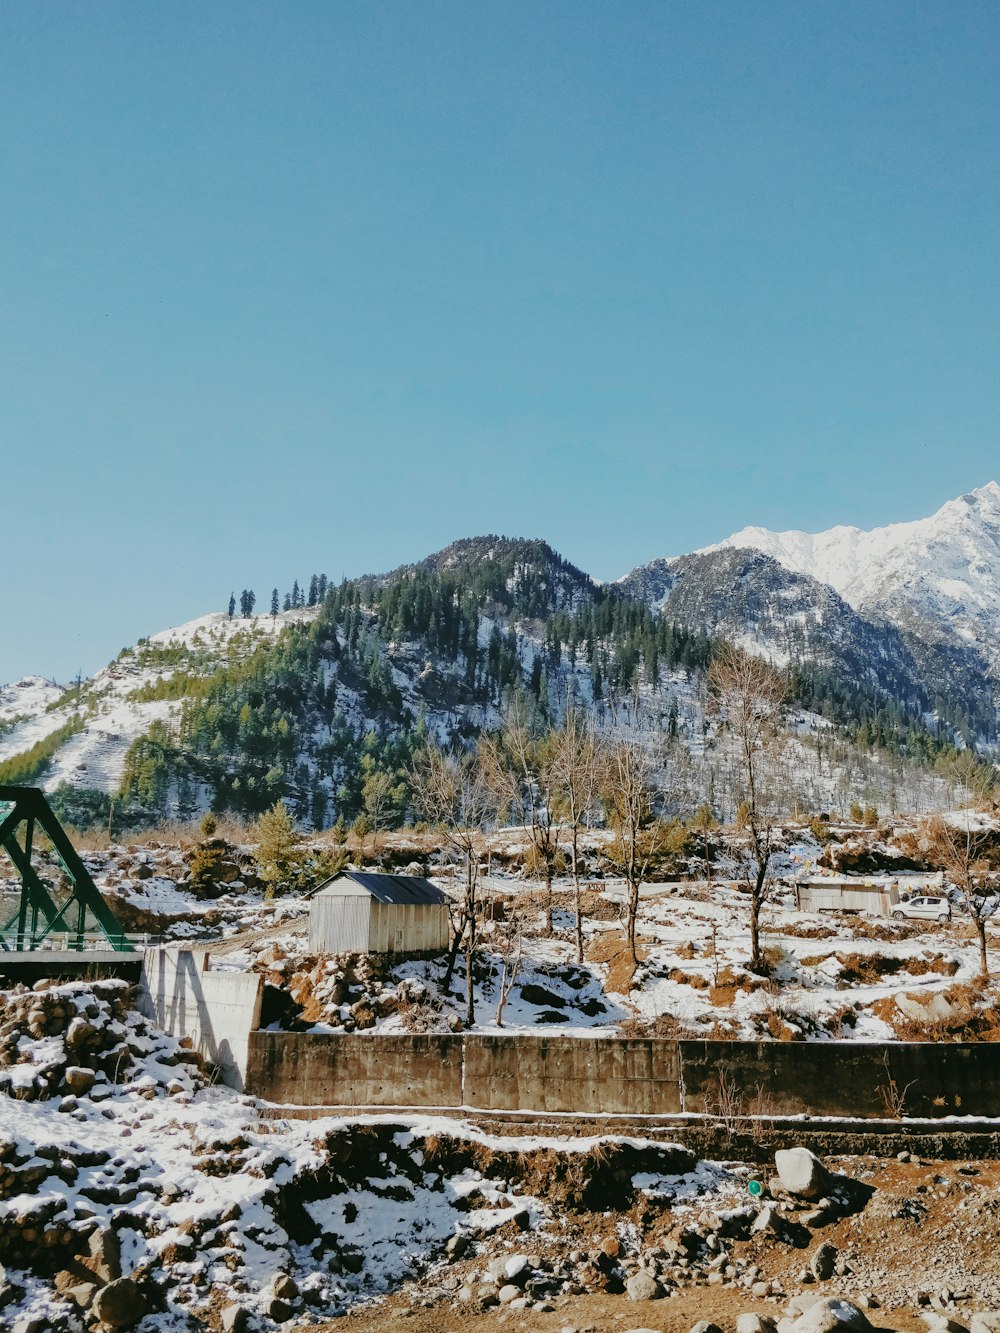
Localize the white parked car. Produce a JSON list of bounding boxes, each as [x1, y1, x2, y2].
[[891, 895, 952, 923]]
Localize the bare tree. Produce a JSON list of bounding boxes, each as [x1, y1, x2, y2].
[[600, 705, 668, 967], [411, 743, 495, 1027], [492, 905, 525, 1027], [548, 701, 603, 963], [707, 643, 788, 970], [921, 767, 999, 978], [481, 695, 563, 934]]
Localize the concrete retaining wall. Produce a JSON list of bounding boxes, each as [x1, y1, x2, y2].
[[140, 949, 264, 1091], [464, 1035, 681, 1114], [243, 1030, 1000, 1118], [249, 1031, 463, 1106]]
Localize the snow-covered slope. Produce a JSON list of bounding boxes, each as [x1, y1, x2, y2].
[[701, 482, 1000, 670], [0, 610, 313, 793]]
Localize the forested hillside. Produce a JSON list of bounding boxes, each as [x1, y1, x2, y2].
[[2, 534, 992, 832]]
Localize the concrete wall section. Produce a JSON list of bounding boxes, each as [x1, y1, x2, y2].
[[140, 948, 264, 1092], [678, 1041, 1000, 1120], [464, 1036, 681, 1115], [248, 1031, 464, 1107]]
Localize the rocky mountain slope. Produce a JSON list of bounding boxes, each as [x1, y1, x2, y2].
[[701, 481, 1000, 679], [1, 493, 996, 829]]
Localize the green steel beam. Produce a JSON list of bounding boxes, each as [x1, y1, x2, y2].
[[0, 785, 130, 951]]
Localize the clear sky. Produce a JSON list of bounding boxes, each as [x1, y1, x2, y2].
[[2, 2, 999, 684]]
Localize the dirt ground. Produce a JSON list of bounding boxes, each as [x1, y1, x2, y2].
[[314, 1155, 1000, 1333]]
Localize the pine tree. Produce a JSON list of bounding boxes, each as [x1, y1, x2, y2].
[[292, 579, 301, 608], [270, 588, 279, 616], [239, 589, 256, 617], [283, 592, 292, 612], [227, 593, 236, 619], [255, 800, 302, 895], [308, 574, 319, 606]]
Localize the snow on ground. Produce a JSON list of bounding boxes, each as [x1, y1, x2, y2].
[[2, 976, 748, 1330]]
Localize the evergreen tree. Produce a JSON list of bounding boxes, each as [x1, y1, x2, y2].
[[239, 589, 256, 617], [227, 593, 236, 619], [308, 574, 319, 606], [270, 588, 280, 616], [283, 592, 292, 611], [255, 799, 302, 895]]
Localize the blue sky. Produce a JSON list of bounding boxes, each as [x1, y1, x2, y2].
[[2, 2, 999, 683]]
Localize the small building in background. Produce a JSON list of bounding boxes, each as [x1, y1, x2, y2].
[[794, 876, 899, 916], [308, 871, 451, 955]]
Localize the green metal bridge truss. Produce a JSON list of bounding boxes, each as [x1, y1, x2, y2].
[[0, 785, 130, 952]]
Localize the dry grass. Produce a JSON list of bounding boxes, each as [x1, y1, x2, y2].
[[586, 928, 646, 994]]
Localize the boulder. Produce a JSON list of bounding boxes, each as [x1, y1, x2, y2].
[[738, 1317, 778, 1333], [64, 1066, 96, 1095], [774, 1149, 832, 1201], [92, 1277, 147, 1329], [690, 1324, 724, 1333], [65, 1018, 98, 1054], [970, 1318, 1000, 1333], [810, 1242, 838, 1281], [272, 1273, 299, 1302], [626, 1271, 664, 1301], [83, 1226, 122, 1284], [921, 1318, 970, 1333], [220, 1306, 247, 1333], [789, 1298, 874, 1333]]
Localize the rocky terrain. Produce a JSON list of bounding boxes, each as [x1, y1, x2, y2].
[[2, 976, 1000, 1333]]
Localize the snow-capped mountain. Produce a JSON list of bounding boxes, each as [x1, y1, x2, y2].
[[700, 482, 1000, 674]]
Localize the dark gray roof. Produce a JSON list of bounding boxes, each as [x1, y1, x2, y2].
[[325, 871, 449, 906]]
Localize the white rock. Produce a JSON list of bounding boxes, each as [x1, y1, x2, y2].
[[774, 1148, 832, 1201]]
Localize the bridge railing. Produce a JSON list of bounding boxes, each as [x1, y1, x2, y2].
[[0, 931, 168, 953]]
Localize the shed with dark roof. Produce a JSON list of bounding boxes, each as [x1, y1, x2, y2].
[[308, 871, 451, 954]]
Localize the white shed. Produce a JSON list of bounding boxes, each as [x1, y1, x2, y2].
[[308, 871, 451, 955]]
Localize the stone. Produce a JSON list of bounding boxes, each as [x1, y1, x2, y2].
[[64, 1066, 96, 1095], [690, 1324, 724, 1333], [504, 1255, 529, 1283], [220, 1306, 247, 1333], [446, 1233, 470, 1259], [66, 1018, 98, 1053], [920, 1318, 969, 1333], [774, 1149, 832, 1201], [84, 1226, 122, 1284], [498, 1284, 521, 1304], [751, 1206, 781, 1235], [54, 1269, 98, 1310], [738, 1317, 778, 1333], [267, 1297, 294, 1322], [92, 1277, 147, 1329], [810, 1243, 837, 1282], [272, 1273, 299, 1301], [789, 1298, 874, 1333], [970, 1318, 1000, 1333], [12, 1318, 47, 1333], [626, 1272, 664, 1302]]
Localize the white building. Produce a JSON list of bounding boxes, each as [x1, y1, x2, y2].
[[308, 871, 451, 955]]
